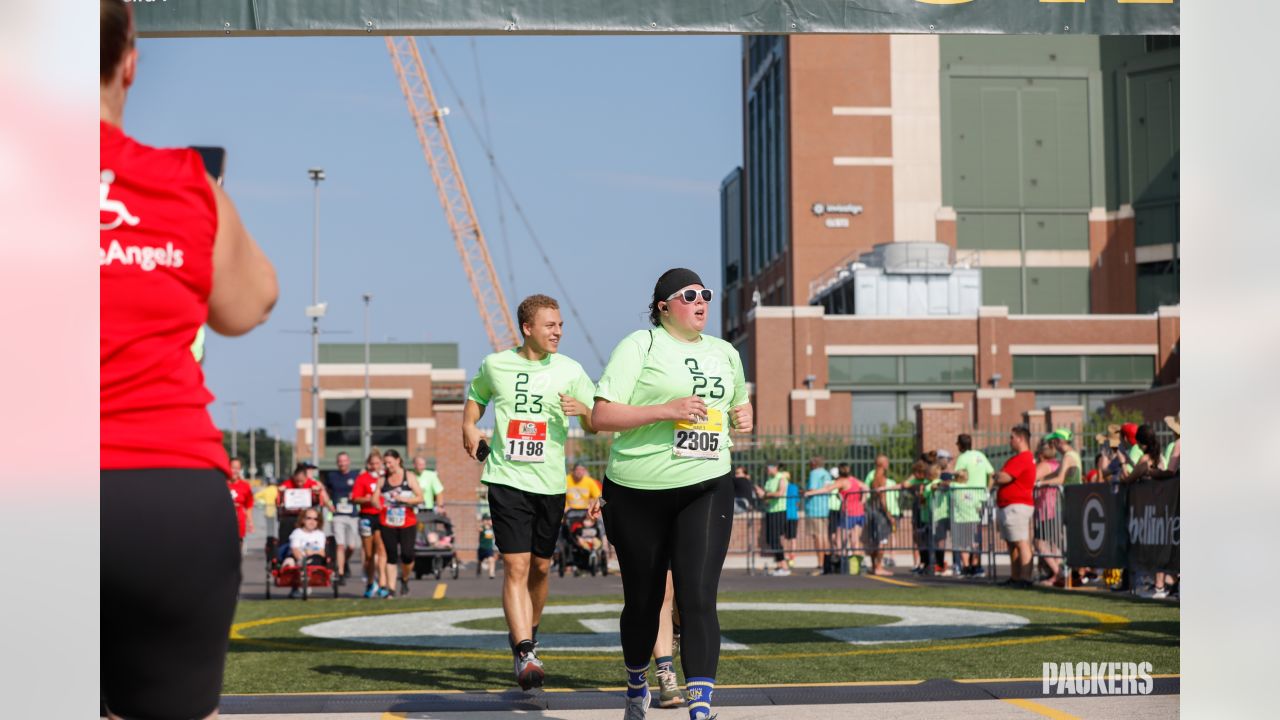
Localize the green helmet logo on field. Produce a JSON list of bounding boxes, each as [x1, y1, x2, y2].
[[299, 603, 1028, 652]]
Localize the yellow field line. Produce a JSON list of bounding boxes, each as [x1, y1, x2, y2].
[[863, 574, 920, 588], [1003, 698, 1080, 719], [228, 599, 1131, 664], [433, 582, 447, 599]]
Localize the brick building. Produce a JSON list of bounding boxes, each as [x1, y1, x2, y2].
[[722, 35, 1180, 433], [296, 343, 486, 541]]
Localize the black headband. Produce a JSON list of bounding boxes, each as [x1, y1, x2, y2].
[[654, 268, 705, 305]]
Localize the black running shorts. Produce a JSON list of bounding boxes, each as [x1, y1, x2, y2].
[[485, 482, 565, 558], [102, 469, 241, 720]]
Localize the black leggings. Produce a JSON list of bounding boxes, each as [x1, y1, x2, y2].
[[381, 525, 416, 566], [102, 469, 241, 720], [602, 472, 734, 678]]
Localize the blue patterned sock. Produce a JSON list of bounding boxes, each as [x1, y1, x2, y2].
[[626, 664, 649, 699], [686, 677, 714, 719]]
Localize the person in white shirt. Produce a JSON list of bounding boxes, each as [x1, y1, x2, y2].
[[284, 510, 328, 570]]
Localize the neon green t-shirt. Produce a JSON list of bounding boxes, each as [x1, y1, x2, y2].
[[883, 478, 901, 517], [950, 452, 991, 524], [467, 348, 596, 495], [764, 472, 787, 513], [926, 479, 950, 521], [412, 469, 445, 509], [595, 327, 748, 490]]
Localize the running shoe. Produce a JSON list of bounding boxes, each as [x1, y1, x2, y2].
[[288, 588, 301, 599], [364, 582, 379, 599], [655, 668, 683, 708], [515, 647, 545, 691], [623, 687, 650, 719], [378, 587, 393, 599]]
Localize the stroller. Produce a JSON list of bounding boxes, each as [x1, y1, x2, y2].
[[554, 508, 609, 577], [413, 512, 460, 580], [265, 535, 339, 600]]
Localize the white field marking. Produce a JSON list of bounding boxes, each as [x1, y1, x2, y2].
[[299, 602, 1027, 651]]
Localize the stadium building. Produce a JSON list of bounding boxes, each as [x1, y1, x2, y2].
[[721, 35, 1180, 433], [295, 342, 466, 465]]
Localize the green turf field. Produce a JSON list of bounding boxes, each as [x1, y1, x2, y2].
[[224, 585, 1178, 694]]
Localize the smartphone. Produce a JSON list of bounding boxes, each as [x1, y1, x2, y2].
[[475, 439, 491, 463], [941, 472, 955, 481], [191, 146, 227, 185]]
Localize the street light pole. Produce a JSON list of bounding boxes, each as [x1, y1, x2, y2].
[[307, 167, 326, 467], [362, 292, 373, 459], [227, 400, 243, 461]]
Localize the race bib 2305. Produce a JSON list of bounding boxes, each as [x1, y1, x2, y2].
[[673, 408, 723, 459]]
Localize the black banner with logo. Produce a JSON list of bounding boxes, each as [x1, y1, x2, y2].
[[1064, 484, 1128, 569], [1126, 477, 1179, 573]]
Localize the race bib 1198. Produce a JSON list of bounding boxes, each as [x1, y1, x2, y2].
[[505, 419, 548, 463], [673, 408, 723, 459]]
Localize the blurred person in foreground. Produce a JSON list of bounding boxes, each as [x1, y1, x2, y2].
[[99, 1, 278, 717]]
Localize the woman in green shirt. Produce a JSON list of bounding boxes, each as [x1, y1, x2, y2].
[[592, 268, 752, 720]]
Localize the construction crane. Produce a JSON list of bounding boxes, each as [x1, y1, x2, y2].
[[385, 36, 520, 352]]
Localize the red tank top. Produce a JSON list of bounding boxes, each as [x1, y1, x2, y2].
[[100, 121, 227, 474]]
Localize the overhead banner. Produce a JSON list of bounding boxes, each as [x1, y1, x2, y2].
[[1064, 484, 1127, 570], [133, 1, 1180, 38], [1126, 477, 1179, 573]]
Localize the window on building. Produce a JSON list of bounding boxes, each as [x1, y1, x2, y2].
[[829, 355, 975, 389], [1137, 259, 1179, 313], [851, 393, 897, 431], [1033, 390, 1123, 416], [324, 399, 361, 447], [851, 391, 954, 431], [1013, 355, 1155, 388], [324, 398, 407, 448]]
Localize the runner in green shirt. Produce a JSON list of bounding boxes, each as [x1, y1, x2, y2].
[[462, 294, 597, 692], [590, 268, 751, 720], [952, 435, 994, 576]]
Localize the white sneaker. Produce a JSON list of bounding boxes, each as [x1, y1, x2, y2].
[[771, 567, 791, 577]]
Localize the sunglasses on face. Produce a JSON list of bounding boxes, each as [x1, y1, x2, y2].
[[666, 288, 714, 304]]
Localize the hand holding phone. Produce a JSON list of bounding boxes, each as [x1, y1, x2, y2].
[[475, 439, 491, 463]]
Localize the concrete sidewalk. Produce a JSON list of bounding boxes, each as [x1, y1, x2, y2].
[[223, 695, 1178, 719]]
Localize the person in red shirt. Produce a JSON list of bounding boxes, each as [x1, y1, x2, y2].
[[99, 3, 278, 718], [992, 424, 1037, 587], [227, 458, 255, 542], [276, 463, 334, 543], [351, 450, 390, 597]]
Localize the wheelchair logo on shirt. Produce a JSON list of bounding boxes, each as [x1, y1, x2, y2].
[[100, 170, 141, 231]]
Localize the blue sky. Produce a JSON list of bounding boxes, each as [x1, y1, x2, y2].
[[126, 36, 742, 437]]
